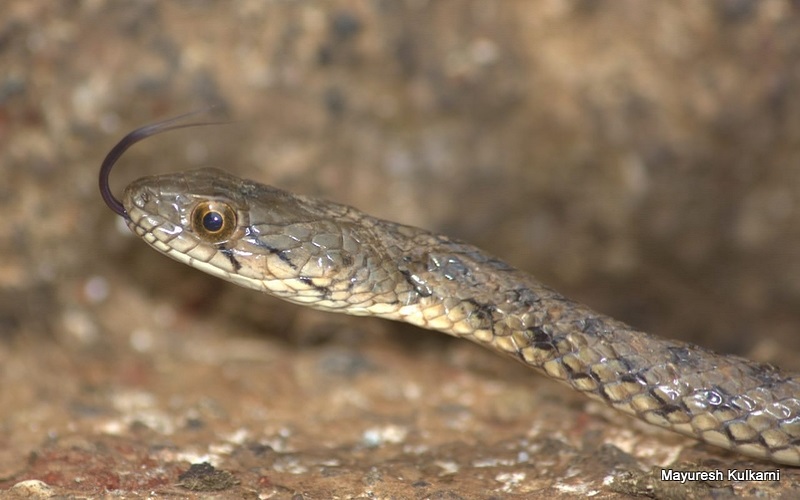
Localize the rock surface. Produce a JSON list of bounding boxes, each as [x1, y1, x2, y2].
[[2, 1, 800, 497]]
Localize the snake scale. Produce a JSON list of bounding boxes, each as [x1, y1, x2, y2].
[[100, 113, 800, 466]]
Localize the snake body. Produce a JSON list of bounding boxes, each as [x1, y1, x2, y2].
[[101, 116, 800, 465]]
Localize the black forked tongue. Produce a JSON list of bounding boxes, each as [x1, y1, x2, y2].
[[98, 108, 229, 219]]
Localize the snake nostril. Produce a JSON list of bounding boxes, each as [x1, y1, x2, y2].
[[133, 191, 149, 208]]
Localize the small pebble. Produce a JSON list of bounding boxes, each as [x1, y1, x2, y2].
[[84, 275, 109, 303], [10, 479, 55, 498]]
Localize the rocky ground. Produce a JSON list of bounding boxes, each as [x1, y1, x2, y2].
[[2, 1, 800, 498]]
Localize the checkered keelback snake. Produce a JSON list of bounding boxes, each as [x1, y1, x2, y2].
[[100, 113, 800, 465]]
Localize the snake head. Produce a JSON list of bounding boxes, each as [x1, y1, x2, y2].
[[123, 167, 374, 304]]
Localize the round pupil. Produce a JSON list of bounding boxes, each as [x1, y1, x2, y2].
[[202, 211, 224, 232]]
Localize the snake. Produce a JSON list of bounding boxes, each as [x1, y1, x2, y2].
[[100, 112, 800, 466]]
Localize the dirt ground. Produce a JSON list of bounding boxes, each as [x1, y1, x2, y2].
[[3, 1, 800, 498]]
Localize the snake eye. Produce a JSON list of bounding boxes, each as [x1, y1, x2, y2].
[[191, 201, 237, 242]]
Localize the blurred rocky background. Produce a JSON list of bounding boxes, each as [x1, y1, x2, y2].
[[2, 1, 800, 497]]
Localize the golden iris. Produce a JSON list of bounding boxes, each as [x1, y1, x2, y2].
[[191, 201, 237, 242]]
